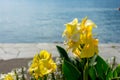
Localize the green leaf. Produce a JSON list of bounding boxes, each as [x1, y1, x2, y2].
[[73, 58, 84, 71], [56, 45, 70, 62], [95, 55, 109, 79], [62, 59, 81, 80], [114, 64, 120, 76], [113, 70, 118, 78], [106, 70, 113, 80], [88, 67, 96, 80], [89, 55, 97, 66]]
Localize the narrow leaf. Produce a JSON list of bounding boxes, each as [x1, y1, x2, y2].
[[56, 45, 70, 61], [89, 67, 96, 80], [114, 64, 120, 76]]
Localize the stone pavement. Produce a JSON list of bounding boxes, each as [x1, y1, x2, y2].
[[0, 43, 120, 62]]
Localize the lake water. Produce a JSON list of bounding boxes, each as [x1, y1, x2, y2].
[[0, 0, 120, 43]]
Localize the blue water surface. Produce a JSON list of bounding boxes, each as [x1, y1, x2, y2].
[[0, 0, 120, 43]]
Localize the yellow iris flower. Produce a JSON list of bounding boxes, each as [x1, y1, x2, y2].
[[63, 18, 78, 39], [63, 17, 99, 58], [63, 18, 81, 51], [73, 35, 99, 58], [28, 50, 57, 79], [78, 17, 98, 58], [4, 74, 13, 80]]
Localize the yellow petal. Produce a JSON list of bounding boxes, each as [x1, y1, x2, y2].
[[39, 50, 51, 60], [4, 74, 13, 80]]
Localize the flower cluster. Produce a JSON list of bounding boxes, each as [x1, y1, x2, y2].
[[28, 50, 57, 79], [58, 17, 120, 80], [63, 17, 99, 58]]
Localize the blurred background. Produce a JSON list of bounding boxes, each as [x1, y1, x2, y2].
[[0, 0, 120, 43]]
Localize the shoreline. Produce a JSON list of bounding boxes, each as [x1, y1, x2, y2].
[[0, 43, 120, 73], [0, 43, 120, 60]]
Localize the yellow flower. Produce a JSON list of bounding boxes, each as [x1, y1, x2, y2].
[[63, 18, 81, 51], [63, 17, 99, 58], [63, 18, 78, 38], [29, 50, 57, 79], [74, 35, 99, 58], [63, 18, 81, 42], [80, 17, 96, 33], [78, 17, 98, 58], [4, 74, 13, 80]]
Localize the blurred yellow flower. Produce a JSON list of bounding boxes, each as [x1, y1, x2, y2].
[[4, 74, 13, 80], [63, 18, 79, 39], [73, 35, 99, 58], [78, 17, 98, 58], [63, 17, 99, 58], [28, 50, 57, 79], [63, 18, 81, 51]]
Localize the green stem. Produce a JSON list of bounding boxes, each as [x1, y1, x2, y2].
[[112, 56, 116, 69], [43, 75, 47, 80], [83, 58, 89, 80], [42, 77, 44, 80], [21, 67, 25, 80], [111, 77, 120, 80], [52, 73, 55, 80], [14, 70, 19, 80], [83, 69, 86, 80]]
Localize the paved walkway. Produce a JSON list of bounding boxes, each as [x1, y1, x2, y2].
[[0, 43, 120, 62]]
